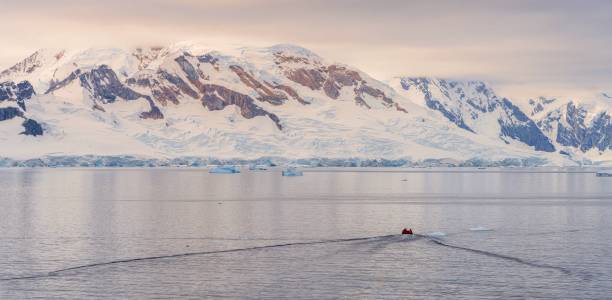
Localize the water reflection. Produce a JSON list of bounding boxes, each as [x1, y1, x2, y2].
[[0, 168, 610, 298]]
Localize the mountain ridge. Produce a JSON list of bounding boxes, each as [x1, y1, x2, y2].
[[0, 43, 609, 165]]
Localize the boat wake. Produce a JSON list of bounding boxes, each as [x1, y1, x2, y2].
[[425, 236, 571, 275], [0, 235, 395, 282], [2, 232, 577, 282]]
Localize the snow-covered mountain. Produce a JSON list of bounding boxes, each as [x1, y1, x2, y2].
[[391, 77, 611, 164], [391, 77, 555, 152], [0, 42, 608, 165], [528, 96, 611, 156]]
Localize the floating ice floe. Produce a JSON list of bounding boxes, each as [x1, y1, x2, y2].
[[249, 164, 268, 171], [282, 167, 303, 176], [596, 170, 612, 177], [469, 226, 493, 232], [209, 166, 241, 174], [427, 232, 447, 237]]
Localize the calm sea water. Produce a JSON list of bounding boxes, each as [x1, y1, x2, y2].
[[0, 168, 611, 299]]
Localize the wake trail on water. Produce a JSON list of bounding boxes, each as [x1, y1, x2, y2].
[[1, 233, 578, 282], [0, 235, 395, 282], [423, 236, 572, 275]]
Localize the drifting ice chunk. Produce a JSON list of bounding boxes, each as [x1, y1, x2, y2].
[[596, 170, 612, 177], [209, 166, 241, 174], [427, 232, 447, 237], [469, 226, 493, 231], [282, 167, 303, 177], [249, 165, 268, 171]]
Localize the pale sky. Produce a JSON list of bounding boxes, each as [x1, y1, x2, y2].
[[2, 0, 612, 98]]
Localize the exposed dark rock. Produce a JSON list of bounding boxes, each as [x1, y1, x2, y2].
[[15, 81, 35, 102], [355, 84, 393, 105], [499, 99, 555, 152], [175, 56, 200, 82], [92, 103, 106, 112], [394, 103, 408, 113], [528, 97, 556, 116], [126, 77, 155, 87], [354, 96, 371, 109], [230, 65, 287, 105], [48, 65, 143, 103], [286, 68, 326, 90], [48, 66, 163, 119], [0, 80, 35, 110], [46, 69, 82, 93], [158, 70, 199, 99], [140, 106, 164, 120], [321, 65, 360, 99], [401, 78, 474, 132], [273, 52, 312, 65], [285, 64, 393, 108], [200, 84, 282, 130], [399, 77, 557, 152], [21, 119, 43, 136], [553, 102, 611, 151], [267, 82, 309, 105], [0, 50, 61, 78], [0, 107, 23, 121], [132, 47, 164, 70], [197, 53, 220, 71], [197, 53, 219, 65], [79, 65, 144, 103]]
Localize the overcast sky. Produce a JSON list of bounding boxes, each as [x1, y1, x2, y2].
[[1, 0, 611, 98]]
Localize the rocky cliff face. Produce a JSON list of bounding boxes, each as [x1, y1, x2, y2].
[[0, 81, 35, 110], [0, 107, 23, 121], [46, 65, 163, 120], [0, 80, 43, 136], [535, 101, 611, 152], [0, 50, 64, 79]]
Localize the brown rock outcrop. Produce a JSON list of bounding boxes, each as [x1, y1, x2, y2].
[[200, 84, 282, 130]]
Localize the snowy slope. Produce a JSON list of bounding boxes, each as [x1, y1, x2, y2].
[[390, 77, 556, 152], [0, 43, 599, 165], [528, 95, 611, 160]]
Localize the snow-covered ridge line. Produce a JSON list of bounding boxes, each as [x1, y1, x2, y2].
[[0, 42, 609, 165], [391, 76, 611, 157]]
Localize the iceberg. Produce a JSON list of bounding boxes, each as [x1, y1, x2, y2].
[[427, 232, 447, 237], [209, 166, 241, 174], [469, 226, 493, 232], [596, 169, 612, 177], [282, 167, 303, 177], [249, 165, 268, 171]]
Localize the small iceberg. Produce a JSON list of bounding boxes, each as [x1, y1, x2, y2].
[[427, 231, 447, 237], [249, 164, 268, 171], [209, 165, 240, 174], [282, 167, 303, 177], [596, 170, 612, 177], [469, 226, 493, 232]]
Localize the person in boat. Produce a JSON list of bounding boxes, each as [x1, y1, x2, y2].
[[402, 228, 414, 235]]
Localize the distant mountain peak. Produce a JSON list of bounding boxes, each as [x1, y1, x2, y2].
[[0, 48, 65, 79]]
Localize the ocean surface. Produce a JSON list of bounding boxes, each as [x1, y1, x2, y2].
[[0, 167, 611, 299]]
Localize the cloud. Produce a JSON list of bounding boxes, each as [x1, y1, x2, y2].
[[1, 0, 612, 98]]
